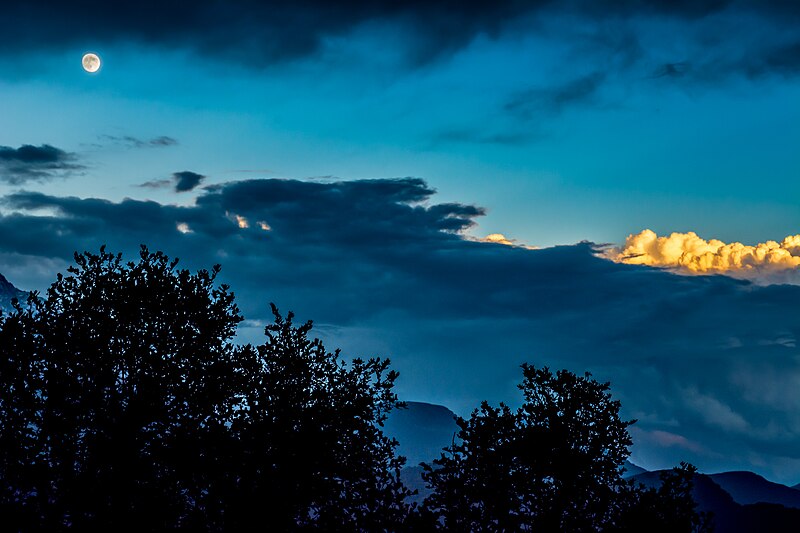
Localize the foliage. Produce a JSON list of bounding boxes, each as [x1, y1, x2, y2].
[[611, 463, 713, 533], [0, 246, 411, 531], [420, 365, 707, 532], [222, 304, 412, 530]]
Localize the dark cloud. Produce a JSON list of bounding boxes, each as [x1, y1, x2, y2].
[[101, 135, 178, 148], [647, 40, 800, 85], [741, 40, 800, 79], [0, 1, 542, 67], [150, 136, 178, 147], [138, 179, 172, 190], [0, 1, 798, 72], [0, 144, 83, 185], [1, 177, 799, 483], [139, 170, 206, 193], [173, 171, 205, 192]]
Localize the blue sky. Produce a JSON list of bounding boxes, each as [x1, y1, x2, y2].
[[1, 1, 800, 482], [1, 3, 798, 247]]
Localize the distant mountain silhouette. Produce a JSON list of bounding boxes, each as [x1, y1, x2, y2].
[[622, 460, 647, 478], [632, 470, 800, 532], [0, 272, 27, 311], [386, 401, 800, 530], [709, 471, 800, 509], [384, 402, 460, 505], [399, 465, 430, 505], [384, 401, 459, 467]]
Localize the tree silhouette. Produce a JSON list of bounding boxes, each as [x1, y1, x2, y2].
[[1, 247, 251, 529], [420, 365, 707, 532], [611, 463, 713, 533], [0, 247, 411, 531], [223, 305, 412, 531]]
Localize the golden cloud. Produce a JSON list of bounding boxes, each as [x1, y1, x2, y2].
[[475, 233, 537, 250], [609, 229, 800, 276]]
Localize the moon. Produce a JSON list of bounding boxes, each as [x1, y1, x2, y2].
[[82, 53, 101, 73]]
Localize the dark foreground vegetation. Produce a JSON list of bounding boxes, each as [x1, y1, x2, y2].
[[0, 247, 710, 531]]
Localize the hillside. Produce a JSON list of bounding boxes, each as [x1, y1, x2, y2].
[[0, 272, 27, 311]]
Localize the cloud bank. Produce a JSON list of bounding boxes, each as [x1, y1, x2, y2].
[[0, 1, 798, 79], [1, 178, 799, 483], [610, 229, 800, 280], [0, 144, 83, 185]]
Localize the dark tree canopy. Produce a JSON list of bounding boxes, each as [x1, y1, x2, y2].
[[223, 304, 412, 530], [420, 365, 707, 532], [0, 247, 411, 531], [0, 246, 247, 530], [611, 463, 712, 533]]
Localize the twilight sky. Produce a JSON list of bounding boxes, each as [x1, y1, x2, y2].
[[1, 1, 799, 482]]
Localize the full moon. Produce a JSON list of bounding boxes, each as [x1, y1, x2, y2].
[[82, 53, 101, 73]]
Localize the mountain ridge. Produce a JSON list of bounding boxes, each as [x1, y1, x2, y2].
[[0, 271, 28, 311]]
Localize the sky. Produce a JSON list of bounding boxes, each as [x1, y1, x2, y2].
[[0, 1, 799, 482]]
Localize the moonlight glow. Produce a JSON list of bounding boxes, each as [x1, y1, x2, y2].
[[81, 53, 101, 73]]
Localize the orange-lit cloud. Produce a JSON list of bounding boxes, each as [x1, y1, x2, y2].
[[474, 233, 537, 249], [609, 229, 800, 277]]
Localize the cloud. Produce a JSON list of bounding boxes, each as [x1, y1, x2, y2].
[[505, 72, 607, 118], [635, 429, 706, 455], [471, 233, 537, 250], [100, 135, 178, 148], [433, 129, 539, 147], [173, 171, 205, 192], [139, 170, 206, 193], [0, 1, 538, 67], [650, 61, 692, 79], [741, 40, 800, 79], [608, 229, 800, 279], [0, 1, 797, 76], [138, 179, 172, 190], [481, 233, 516, 246], [1, 177, 800, 482], [0, 144, 83, 185]]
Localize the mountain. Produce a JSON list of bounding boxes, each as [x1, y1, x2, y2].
[[0, 272, 27, 312], [385, 401, 800, 530], [622, 460, 648, 478], [399, 465, 430, 505], [709, 471, 800, 509], [384, 401, 460, 504], [384, 401, 459, 467], [632, 470, 800, 532]]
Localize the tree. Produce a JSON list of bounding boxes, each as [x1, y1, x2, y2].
[[611, 463, 713, 533], [420, 365, 707, 532], [0, 246, 249, 530], [0, 247, 411, 531], [223, 305, 413, 531]]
